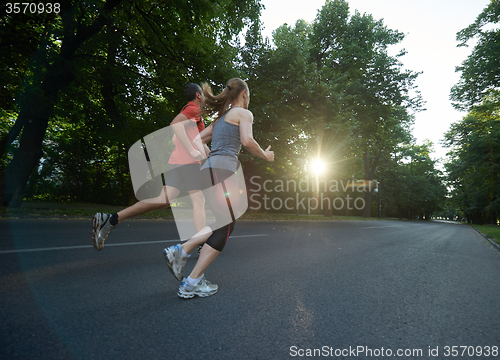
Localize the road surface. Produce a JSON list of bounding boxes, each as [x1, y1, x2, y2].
[[1, 218, 499, 359]]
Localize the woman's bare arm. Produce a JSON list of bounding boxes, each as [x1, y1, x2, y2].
[[239, 111, 274, 162]]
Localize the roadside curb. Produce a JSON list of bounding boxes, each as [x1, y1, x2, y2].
[[470, 226, 500, 252]]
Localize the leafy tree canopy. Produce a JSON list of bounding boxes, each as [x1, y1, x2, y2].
[[451, 0, 500, 111]]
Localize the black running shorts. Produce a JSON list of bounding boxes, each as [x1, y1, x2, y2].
[[164, 164, 203, 193]]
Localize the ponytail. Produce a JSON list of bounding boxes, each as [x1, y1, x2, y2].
[[202, 78, 249, 121]]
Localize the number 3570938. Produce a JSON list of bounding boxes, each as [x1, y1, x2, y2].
[[6, 3, 61, 14]]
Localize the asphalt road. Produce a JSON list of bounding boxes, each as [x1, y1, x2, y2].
[[1, 218, 499, 360]]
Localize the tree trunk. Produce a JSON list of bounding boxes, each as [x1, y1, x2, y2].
[[363, 190, 373, 217], [0, 0, 124, 207], [0, 64, 73, 207], [1, 114, 50, 207], [0, 117, 26, 157], [362, 152, 380, 217]]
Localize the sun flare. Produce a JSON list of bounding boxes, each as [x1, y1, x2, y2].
[[310, 159, 326, 175]]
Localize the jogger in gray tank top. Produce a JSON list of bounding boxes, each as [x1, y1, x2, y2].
[[164, 78, 275, 298], [200, 107, 242, 173]]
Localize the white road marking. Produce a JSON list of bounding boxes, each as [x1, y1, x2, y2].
[[0, 234, 268, 254]]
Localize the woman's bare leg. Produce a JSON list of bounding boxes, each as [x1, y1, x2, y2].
[[189, 243, 220, 279], [117, 185, 179, 222], [181, 226, 213, 254], [187, 189, 205, 232]]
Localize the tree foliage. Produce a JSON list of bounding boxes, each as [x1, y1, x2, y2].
[[451, 0, 500, 111], [1, 0, 446, 220], [445, 0, 500, 224], [0, 0, 261, 206], [444, 103, 500, 224], [380, 142, 446, 220], [240, 0, 424, 217]]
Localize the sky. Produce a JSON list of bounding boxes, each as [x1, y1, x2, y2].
[[258, 0, 491, 164]]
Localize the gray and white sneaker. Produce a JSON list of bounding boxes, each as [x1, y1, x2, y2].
[[163, 244, 188, 281], [177, 276, 218, 298], [91, 213, 115, 251]]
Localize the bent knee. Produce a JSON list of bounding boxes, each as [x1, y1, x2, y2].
[[206, 223, 234, 252]]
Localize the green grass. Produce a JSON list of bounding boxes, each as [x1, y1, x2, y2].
[[471, 225, 500, 245], [1, 202, 381, 222], [1, 203, 175, 219]]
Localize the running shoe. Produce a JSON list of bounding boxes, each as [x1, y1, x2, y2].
[[91, 213, 115, 251], [177, 276, 218, 298], [163, 244, 188, 281]]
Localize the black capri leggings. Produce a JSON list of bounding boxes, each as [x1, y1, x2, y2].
[[202, 167, 237, 252]]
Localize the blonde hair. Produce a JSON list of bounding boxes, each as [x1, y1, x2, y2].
[[202, 78, 249, 120]]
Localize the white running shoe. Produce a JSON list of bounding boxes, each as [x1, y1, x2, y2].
[[177, 276, 218, 298], [163, 244, 188, 281], [91, 213, 115, 251]]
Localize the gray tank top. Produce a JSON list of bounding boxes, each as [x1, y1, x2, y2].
[[201, 108, 242, 173]]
